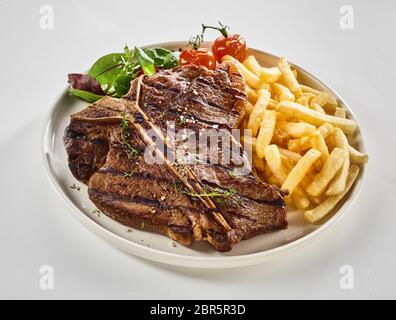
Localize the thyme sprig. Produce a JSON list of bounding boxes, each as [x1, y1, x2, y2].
[[183, 186, 240, 206], [184, 186, 237, 199], [70, 183, 81, 191], [123, 170, 135, 178], [92, 209, 101, 217], [120, 112, 141, 160]]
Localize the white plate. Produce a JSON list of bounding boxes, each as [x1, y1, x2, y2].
[[41, 42, 366, 268]]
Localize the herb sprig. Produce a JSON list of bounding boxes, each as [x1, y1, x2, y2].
[[123, 170, 135, 178], [184, 186, 237, 199], [70, 183, 81, 191], [120, 112, 141, 160], [183, 186, 240, 206], [92, 209, 101, 217]]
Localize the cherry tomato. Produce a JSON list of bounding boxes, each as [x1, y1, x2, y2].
[[179, 48, 216, 70], [212, 33, 247, 63]]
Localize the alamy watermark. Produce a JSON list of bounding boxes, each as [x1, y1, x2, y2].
[[339, 5, 354, 30], [39, 265, 54, 290], [39, 5, 54, 30], [339, 265, 354, 290], [118, 105, 254, 177]]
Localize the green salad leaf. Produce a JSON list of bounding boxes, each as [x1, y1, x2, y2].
[[114, 74, 133, 97], [135, 46, 155, 75], [144, 47, 178, 69], [68, 45, 180, 102], [69, 88, 103, 103], [88, 53, 125, 87], [163, 51, 179, 69]]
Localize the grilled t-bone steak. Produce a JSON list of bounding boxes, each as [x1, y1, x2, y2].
[[64, 64, 287, 252]]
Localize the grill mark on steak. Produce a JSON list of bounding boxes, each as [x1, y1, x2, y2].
[[93, 179, 195, 218], [96, 167, 201, 195], [90, 188, 161, 207], [124, 99, 236, 239], [200, 181, 285, 207], [89, 188, 204, 214], [141, 103, 233, 130], [126, 64, 287, 240], [64, 63, 287, 252]]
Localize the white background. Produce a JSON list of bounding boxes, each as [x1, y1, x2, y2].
[[0, 0, 395, 299]]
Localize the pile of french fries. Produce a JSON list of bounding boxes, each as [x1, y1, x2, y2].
[[222, 54, 368, 223]]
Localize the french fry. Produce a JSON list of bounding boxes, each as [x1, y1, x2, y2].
[[287, 136, 310, 153], [309, 102, 326, 114], [299, 171, 316, 187], [243, 55, 262, 76], [252, 152, 266, 172], [267, 175, 281, 187], [282, 161, 313, 206], [325, 135, 335, 152], [277, 122, 316, 138], [259, 82, 270, 90], [303, 86, 337, 112], [306, 148, 347, 197], [272, 127, 289, 147], [300, 174, 326, 205], [244, 101, 254, 114], [300, 84, 322, 95], [247, 89, 271, 136], [349, 145, 368, 164], [300, 172, 326, 205], [309, 131, 329, 167], [246, 86, 258, 104], [291, 187, 310, 209], [276, 101, 357, 134], [314, 93, 338, 112], [241, 55, 367, 224], [274, 111, 288, 121], [300, 84, 338, 110], [272, 83, 295, 102], [256, 110, 276, 158], [279, 147, 302, 162], [243, 55, 281, 83], [326, 128, 350, 196], [281, 155, 295, 172], [264, 145, 309, 208], [268, 99, 278, 110], [284, 159, 311, 208], [304, 165, 360, 223], [317, 123, 334, 138], [281, 149, 321, 194], [278, 57, 302, 97], [296, 93, 315, 107], [263, 163, 273, 179], [331, 128, 349, 155], [334, 107, 346, 118], [261, 67, 282, 83], [222, 55, 266, 89], [264, 145, 287, 183], [323, 94, 338, 111], [311, 92, 329, 107]]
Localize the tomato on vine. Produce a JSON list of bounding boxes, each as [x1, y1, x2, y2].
[[202, 22, 248, 63], [179, 35, 216, 70]]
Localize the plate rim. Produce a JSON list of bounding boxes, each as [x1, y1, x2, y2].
[[41, 41, 367, 268]]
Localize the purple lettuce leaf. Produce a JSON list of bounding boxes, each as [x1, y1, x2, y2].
[[68, 73, 106, 96]]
